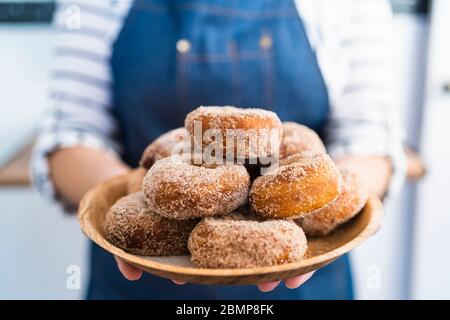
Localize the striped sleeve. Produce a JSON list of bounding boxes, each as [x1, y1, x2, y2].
[[298, 0, 407, 195], [31, 0, 132, 210]]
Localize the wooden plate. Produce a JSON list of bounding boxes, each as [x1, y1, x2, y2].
[[78, 172, 383, 285]]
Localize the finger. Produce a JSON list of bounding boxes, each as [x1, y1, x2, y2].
[[285, 272, 315, 289], [115, 257, 143, 281], [257, 281, 281, 293], [172, 280, 187, 285]]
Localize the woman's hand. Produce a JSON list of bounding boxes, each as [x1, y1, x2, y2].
[[115, 257, 315, 292], [334, 155, 392, 199], [255, 272, 315, 292], [115, 257, 144, 281]]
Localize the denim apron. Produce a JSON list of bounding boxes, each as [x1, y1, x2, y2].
[[86, 0, 354, 300]]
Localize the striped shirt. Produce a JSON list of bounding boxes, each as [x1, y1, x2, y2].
[[31, 0, 406, 210]]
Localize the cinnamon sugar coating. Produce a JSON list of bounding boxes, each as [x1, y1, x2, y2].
[[188, 214, 307, 268], [279, 122, 326, 159], [105, 193, 199, 256], [140, 128, 190, 169], [250, 153, 342, 219], [297, 170, 369, 236], [185, 106, 282, 160], [143, 155, 251, 220]]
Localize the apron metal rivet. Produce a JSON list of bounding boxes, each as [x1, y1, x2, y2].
[[260, 35, 273, 50], [176, 39, 191, 53]]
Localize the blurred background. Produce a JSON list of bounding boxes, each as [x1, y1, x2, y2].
[[0, 0, 449, 300]]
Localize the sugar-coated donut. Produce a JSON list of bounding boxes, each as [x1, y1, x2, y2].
[[250, 153, 342, 219], [279, 122, 326, 159], [143, 155, 251, 220], [127, 167, 148, 194], [185, 106, 282, 160], [140, 128, 190, 169], [279, 151, 317, 167], [188, 213, 308, 268], [105, 193, 198, 256], [297, 170, 369, 237]]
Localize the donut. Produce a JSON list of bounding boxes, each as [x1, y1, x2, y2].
[[188, 213, 308, 268], [105, 192, 198, 256], [127, 167, 148, 194], [185, 106, 282, 160], [140, 128, 190, 169], [279, 151, 316, 167], [143, 155, 251, 220], [279, 122, 326, 159], [250, 153, 342, 219], [297, 170, 369, 237]]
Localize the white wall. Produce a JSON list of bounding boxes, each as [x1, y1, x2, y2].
[[351, 14, 429, 300], [411, 0, 450, 299], [0, 188, 88, 299], [0, 25, 88, 300], [0, 26, 53, 166]]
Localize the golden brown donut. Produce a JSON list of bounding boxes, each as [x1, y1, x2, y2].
[[188, 214, 308, 268], [105, 192, 198, 256], [143, 155, 251, 220], [250, 153, 342, 219], [297, 170, 369, 237], [140, 128, 190, 169], [127, 167, 148, 194], [280, 122, 326, 159], [185, 106, 282, 160]]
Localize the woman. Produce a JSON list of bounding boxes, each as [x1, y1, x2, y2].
[[32, 0, 405, 299]]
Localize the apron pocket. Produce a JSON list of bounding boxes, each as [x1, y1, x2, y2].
[[176, 36, 274, 110]]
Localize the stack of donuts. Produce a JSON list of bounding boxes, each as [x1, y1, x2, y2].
[[105, 106, 369, 269]]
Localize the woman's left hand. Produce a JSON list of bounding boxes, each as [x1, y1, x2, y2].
[[255, 272, 315, 292], [116, 257, 315, 292], [175, 272, 316, 292], [334, 155, 392, 199]]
